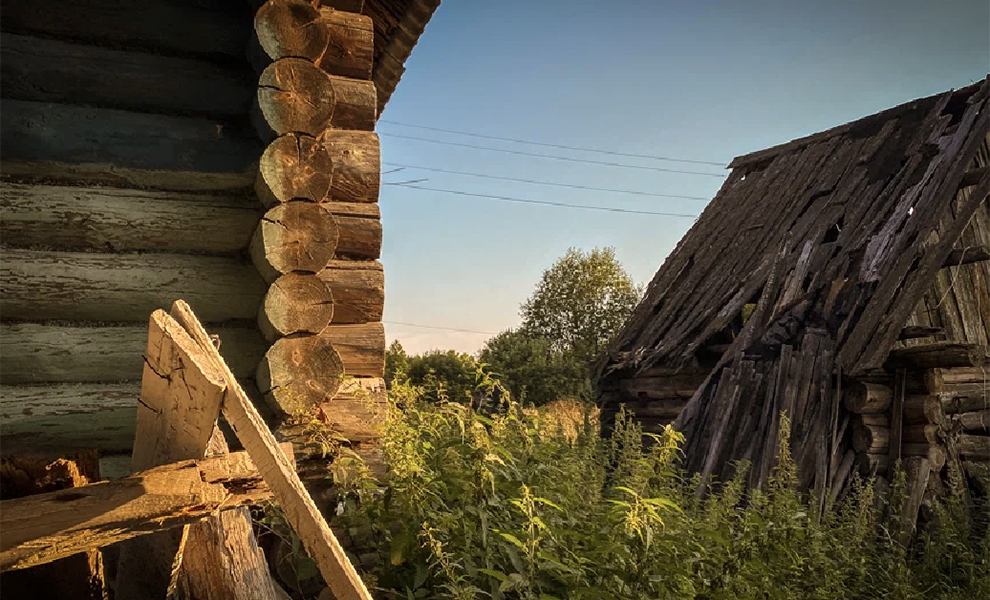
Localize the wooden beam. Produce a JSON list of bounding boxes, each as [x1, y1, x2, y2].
[[0, 0, 251, 59], [898, 325, 943, 340], [886, 342, 989, 369], [322, 131, 381, 204], [958, 434, 990, 459], [0, 323, 265, 384], [168, 300, 374, 600], [0, 249, 267, 323], [1, 33, 254, 117], [259, 273, 337, 341], [0, 448, 290, 572], [959, 166, 989, 187], [257, 335, 345, 416], [942, 245, 990, 268], [0, 383, 138, 454], [888, 369, 906, 479], [1, 100, 262, 191], [844, 381, 893, 413], [250, 202, 339, 282], [279, 377, 386, 447], [317, 260, 385, 324]]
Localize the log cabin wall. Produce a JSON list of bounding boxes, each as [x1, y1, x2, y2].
[[0, 0, 388, 465]]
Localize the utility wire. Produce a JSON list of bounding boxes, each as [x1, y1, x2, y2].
[[379, 119, 728, 167], [388, 184, 700, 217], [382, 162, 712, 201], [379, 133, 727, 177], [385, 321, 499, 335]]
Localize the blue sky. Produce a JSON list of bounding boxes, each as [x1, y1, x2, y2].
[[377, 0, 989, 355]]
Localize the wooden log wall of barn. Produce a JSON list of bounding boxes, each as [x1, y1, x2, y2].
[[0, 0, 387, 477]]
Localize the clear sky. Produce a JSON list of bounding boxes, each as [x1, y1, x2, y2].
[[377, 0, 989, 355]]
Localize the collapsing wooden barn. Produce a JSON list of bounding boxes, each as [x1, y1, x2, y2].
[[598, 77, 990, 521], [0, 0, 439, 468]]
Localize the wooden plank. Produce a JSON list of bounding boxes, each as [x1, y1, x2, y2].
[[1, 100, 262, 191], [0, 0, 252, 59], [168, 300, 373, 600], [0, 383, 138, 454], [318, 260, 385, 324], [0, 323, 266, 384], [0, 448, 290, 572], [0, 249, 267, 323], [942, 245, 990, 267], [0, 34, 254, 117]]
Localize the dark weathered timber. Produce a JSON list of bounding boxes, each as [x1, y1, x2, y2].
[[0, 34, 254, 117], [0, 249, 267, 323], [0, 100, 262, 190], [942, 245, 990, 268], [888, 369, 906, 478], [887, 343, 989, 369], [960, 166, 989, 187], [899, 325, 943, 340], [0, 0, 252, 59], [958, 434, 990, 460]]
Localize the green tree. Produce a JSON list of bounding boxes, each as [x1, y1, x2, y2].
[[479, 329, 591, 404], [520, 247, 641, 363], [384, 340, 410, 387]]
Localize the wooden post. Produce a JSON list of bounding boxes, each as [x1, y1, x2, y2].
[[887, 368, 906, 479], [170, 300, 373, 600]]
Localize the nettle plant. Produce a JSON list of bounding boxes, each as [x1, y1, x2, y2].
[[316, 381, 988, 600]]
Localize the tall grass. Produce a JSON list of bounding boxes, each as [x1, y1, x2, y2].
[[320, 380, 989, 599]]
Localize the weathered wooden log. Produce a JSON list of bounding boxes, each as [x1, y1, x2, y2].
[[844, 381, 893, 413], [852, 423, 889, 453], [0, 182, 260, 254], [887, 343, 989, 369], [938, 367, 990, 396], [317, 260, 385, 324], [253, 0, 374, 80], [0, 383, 138, 454], [942, 245, 990, 267], [957, 434, 990, 460], [960, 166, 989, 187], [334, 212, 382, 260], [257, 335, 345, 416], [941, 393, 989, 414], [321, 322, 386, 378], [901, 443, 947, 470], [628, 398, 690, 420], [0, 449, 288, 572], [0, 323, 265, 383], [615, 372, 708, 402], [0, 33, 254, 117], [902, 424, 939, 444], [857, 452, 889, 477], [0, 249, 267, 323], [168, 300, 374, 600], [829, 449, 857, 503], [899, 325, 943, 340], [951, 410, 990, 432], [321, 0, 365, 11], [856, 413, 889, 427], [323, 130, 381, 203], [903, 395, 944, 424], [250, 202, 339, 282], [259, 273, 336, 342], [279, 377, 385, 447], [0, 100, 262, 191], [254, 58, 375, 141], [255, 133, 333, 206], [963, 461, 990, 495]]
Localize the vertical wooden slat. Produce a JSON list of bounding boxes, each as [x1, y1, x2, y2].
[[887, 368, 907, 479]]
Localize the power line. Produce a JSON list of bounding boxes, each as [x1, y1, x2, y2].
[[385, 321, 499, 335], [387, 184, 700, 217], [379, 119, 728, 167], [382, 162, 712, 201], [379, 133, 727, 177]]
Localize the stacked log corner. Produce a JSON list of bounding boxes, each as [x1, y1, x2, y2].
[[248, 0, 384, 445]]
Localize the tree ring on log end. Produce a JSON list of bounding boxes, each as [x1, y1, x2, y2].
[[257, 334, 344, 417], [254, 0, 329, 67], [250, 201, 339, 283], [257, 58, 335, 138], [259, 273, 335, 342], [256, 133, 333, 207]]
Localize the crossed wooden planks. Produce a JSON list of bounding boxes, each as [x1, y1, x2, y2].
[[0, 300, 373, 600]]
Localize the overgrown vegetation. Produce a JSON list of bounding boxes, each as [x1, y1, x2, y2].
[[321, 378, 989, 600]]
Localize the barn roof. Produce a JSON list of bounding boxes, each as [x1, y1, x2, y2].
[[363, 0, 441, 114], [603, 76, 990, 379]]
